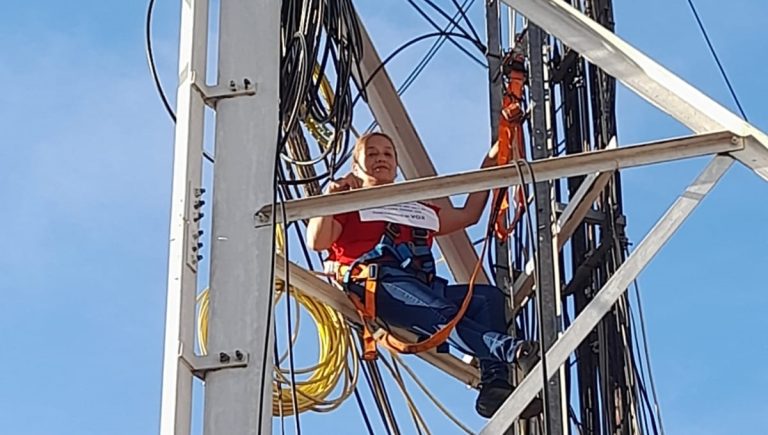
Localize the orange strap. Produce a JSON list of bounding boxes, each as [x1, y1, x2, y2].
[[493, 56, 528, 240], [339, 237, 491, 358], [341, 265, 380, 361], [340, 264, 378, 319], [348, 288, 378, 361], [383, 236, 489, 354], [364, 271, 377, 319]]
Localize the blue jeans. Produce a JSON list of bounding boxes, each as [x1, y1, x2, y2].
[[350, 265, 522, 384]]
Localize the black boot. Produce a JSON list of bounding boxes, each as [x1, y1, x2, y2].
[[515, 341, 540, 374], [475, 379, 543, 419]]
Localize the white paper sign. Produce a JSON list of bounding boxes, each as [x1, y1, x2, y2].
[[358, 202, 440, 232]]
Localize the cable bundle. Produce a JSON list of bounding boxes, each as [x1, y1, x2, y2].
[[278, 0, 364, 186], [197, 283, 359, 416]]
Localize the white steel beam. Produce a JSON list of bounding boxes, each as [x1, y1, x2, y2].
[[257, 131, 742, 223], [500, 0, 768, 181], [274, 257, 481, 387], [556, 138, 617, 238], [202, 0, 279, 434], [355, 18, 488, 283], [556, 172, 612, 239], [480, 155, 734, 433], [159, 0, 208, 433]]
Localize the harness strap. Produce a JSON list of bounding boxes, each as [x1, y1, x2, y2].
[[339, 262, 477, 358], [339, 218, 481, 360], [348, 293, 378, 361], [383, 223, 494, 354], [364, 264, 377, 319], [380, 275, 475, 355]]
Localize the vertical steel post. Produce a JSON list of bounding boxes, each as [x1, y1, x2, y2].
[[202, 0, 280, 434], [159, 0, 209, 433], [528, 23, 566, 435]]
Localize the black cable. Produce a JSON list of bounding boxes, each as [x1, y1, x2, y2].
[[448, 0, 482, 46], [419, 0, 485, 50], [280, 6, 485, 181], [685, 0, 749, 120], [514, 158, 552, 433], [279, 0, 361, 178], [616, 293, 649, 435], [278, 163, 334, 186], [352, 385, 377, 435], [352, 31, 487, 108], [406, 0, 487, 67], [629, 352, 661, 435], [486, 167, 513, 288], [273, 339, 287, 435], [399, 0, 478, 96], [280, 32, 312, 154], [389, 356, 423, 435], [359, 354, 394, 435], [629, 327, 655, 435], [144, 0, 215, 164], [257, 91, 295, 429], [279, 193, 302, 435], [256, 156, 281, 432], [144, 0, 175, 123], [568, 405, 586, 435], [360, 0, 479, 135], [628, 318, 653, 435], [368, 361, 402, 435], [287, 202, 379, 434], [337, 22, 487, 161], [628, 271, 666, 434], [612, 227, 661, 434]]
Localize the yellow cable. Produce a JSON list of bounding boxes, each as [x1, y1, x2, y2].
[[197, 280, 358, 415], [304, 65, 336, 148]]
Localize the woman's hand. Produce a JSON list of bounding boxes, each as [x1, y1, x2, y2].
[[308, 173, 359, 251], [326, 172, 362, 193]]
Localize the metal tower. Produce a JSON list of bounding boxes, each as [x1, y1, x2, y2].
[[158, 1, 768, 434]]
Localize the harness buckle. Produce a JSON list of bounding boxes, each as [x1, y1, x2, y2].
[[367, 263, 378, 280]]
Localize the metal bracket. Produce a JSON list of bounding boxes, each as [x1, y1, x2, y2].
[[253, 211, 271, 228], [179, 343, 249, 380], [185, 185, 206, 272], [191, 72, 257, 108]]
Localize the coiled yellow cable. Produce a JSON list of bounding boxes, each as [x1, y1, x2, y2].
[[196, 225, 358, 415], [197, 285, 358, 415]]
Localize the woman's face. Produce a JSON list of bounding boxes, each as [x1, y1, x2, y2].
[[355, 135, 397, 185]]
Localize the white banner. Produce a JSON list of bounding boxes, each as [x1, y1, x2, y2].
[[358, 202, 440, 232]]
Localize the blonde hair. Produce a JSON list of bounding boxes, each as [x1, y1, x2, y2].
[[352, 132, 397, 164]]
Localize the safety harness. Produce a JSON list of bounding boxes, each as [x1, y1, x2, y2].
[[336, 222, 476, 361], [493, 46, 528, 239]]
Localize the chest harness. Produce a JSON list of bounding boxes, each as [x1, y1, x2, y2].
[[336, 222, 475, 361]]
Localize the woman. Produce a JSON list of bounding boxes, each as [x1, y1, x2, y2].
[[307, 132, 541, 419]]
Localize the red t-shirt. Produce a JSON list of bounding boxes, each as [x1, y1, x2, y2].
[[329, 205, 439, 265]]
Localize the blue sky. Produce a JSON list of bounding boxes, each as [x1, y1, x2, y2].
[[1, 1, 767, 434]]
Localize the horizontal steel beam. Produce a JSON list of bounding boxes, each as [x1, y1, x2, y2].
[[500, 0, 768, 181], [274, 256, 481, 387], [480, 155, 734, 433], [257, 132, 742, 224]]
